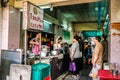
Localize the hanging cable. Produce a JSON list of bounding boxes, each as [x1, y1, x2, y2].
[[98, 1, 102, 30]]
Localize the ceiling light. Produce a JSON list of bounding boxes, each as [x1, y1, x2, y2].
[[50, 7, 53, 11], [19, 9, 23, 12], [68, 27, 72, 31], [44, 20, 52, 24], [50, 4, 53, 11], [95, 7, 104, 11], [95, 7, 98, 11], [39, 4, 51, 9]]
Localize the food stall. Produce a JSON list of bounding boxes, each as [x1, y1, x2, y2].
[[23, 1, 43, 64], [22, 1, 70, 80], [16, 1, 50, 80]]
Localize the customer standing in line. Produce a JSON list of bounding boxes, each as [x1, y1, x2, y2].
[[101, 34, 108, 63], [89, 36, 103, 80], [47, 39, 54, 51], [70, 36, 82, 78]]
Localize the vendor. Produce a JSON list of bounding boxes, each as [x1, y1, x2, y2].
[[29, 33, 40, 54], [47, 39, 54, 51], [56, 37, 63, 50]]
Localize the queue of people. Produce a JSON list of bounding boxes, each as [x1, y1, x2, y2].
[[28, 32, 108, 80], [68, 34, 108, 80]]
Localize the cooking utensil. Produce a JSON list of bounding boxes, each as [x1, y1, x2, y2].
[[51, 50, 58, 55]]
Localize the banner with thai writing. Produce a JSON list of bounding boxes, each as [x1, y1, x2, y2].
[[23, 1, 43, 30]]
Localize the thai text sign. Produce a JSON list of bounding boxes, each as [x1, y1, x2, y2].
[[23, 1, 43, 30]]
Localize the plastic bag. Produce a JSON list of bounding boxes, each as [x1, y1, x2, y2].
[[69, 61, 76, 71], [32, 45, 40, 55], [89, 73, 97, 79]]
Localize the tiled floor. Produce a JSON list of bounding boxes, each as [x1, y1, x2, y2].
[[56, 64, 92, 80]]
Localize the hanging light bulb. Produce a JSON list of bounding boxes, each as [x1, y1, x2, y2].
[[50, 4, 53, 11]]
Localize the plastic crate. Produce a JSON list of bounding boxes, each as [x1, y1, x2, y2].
[[31, 63, 50, 80]]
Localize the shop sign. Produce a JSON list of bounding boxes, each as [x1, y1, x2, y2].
[[23, 1, 43, 30]]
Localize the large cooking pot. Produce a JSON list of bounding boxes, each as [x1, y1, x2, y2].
[[40, 51, 47, 57], [51, 50, 58, 56]]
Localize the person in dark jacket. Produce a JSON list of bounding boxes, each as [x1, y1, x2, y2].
[[48, 40, 54, 51], [101, 34, 108, 63]]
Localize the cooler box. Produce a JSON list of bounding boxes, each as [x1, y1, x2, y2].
[[31, 63, 50, 80]]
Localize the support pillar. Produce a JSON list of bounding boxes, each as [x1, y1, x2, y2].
[[0, 1, 2, 70], [1, 6, 20, 49], [110, 0, 120, 71]]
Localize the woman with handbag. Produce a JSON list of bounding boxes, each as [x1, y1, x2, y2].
[[70, 36, 82, 78]]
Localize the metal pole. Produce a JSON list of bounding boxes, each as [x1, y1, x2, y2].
[[39, 33, 41, 62], [0, 2, 2, 70], [98, 1, 102, 30], [24, 30, 27, 65]]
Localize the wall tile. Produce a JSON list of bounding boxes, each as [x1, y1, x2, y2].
[[111, 0, 120, 9], [111, 9, 120, 23]]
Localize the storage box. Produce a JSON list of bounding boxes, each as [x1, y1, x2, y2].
[[10, 64, 31, 80], [31, 63, 50, 80]]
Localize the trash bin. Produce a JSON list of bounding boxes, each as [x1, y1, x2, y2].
[[31, 63, 50, 80]]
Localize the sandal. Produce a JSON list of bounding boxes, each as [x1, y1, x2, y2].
[[71, 75, 76, 77], [76, 74, 79, 77], [71, 75, 78, 79]]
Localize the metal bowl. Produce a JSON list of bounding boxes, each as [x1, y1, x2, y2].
[[51, 50, 58, 56], [40, 51, 47, 57]]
